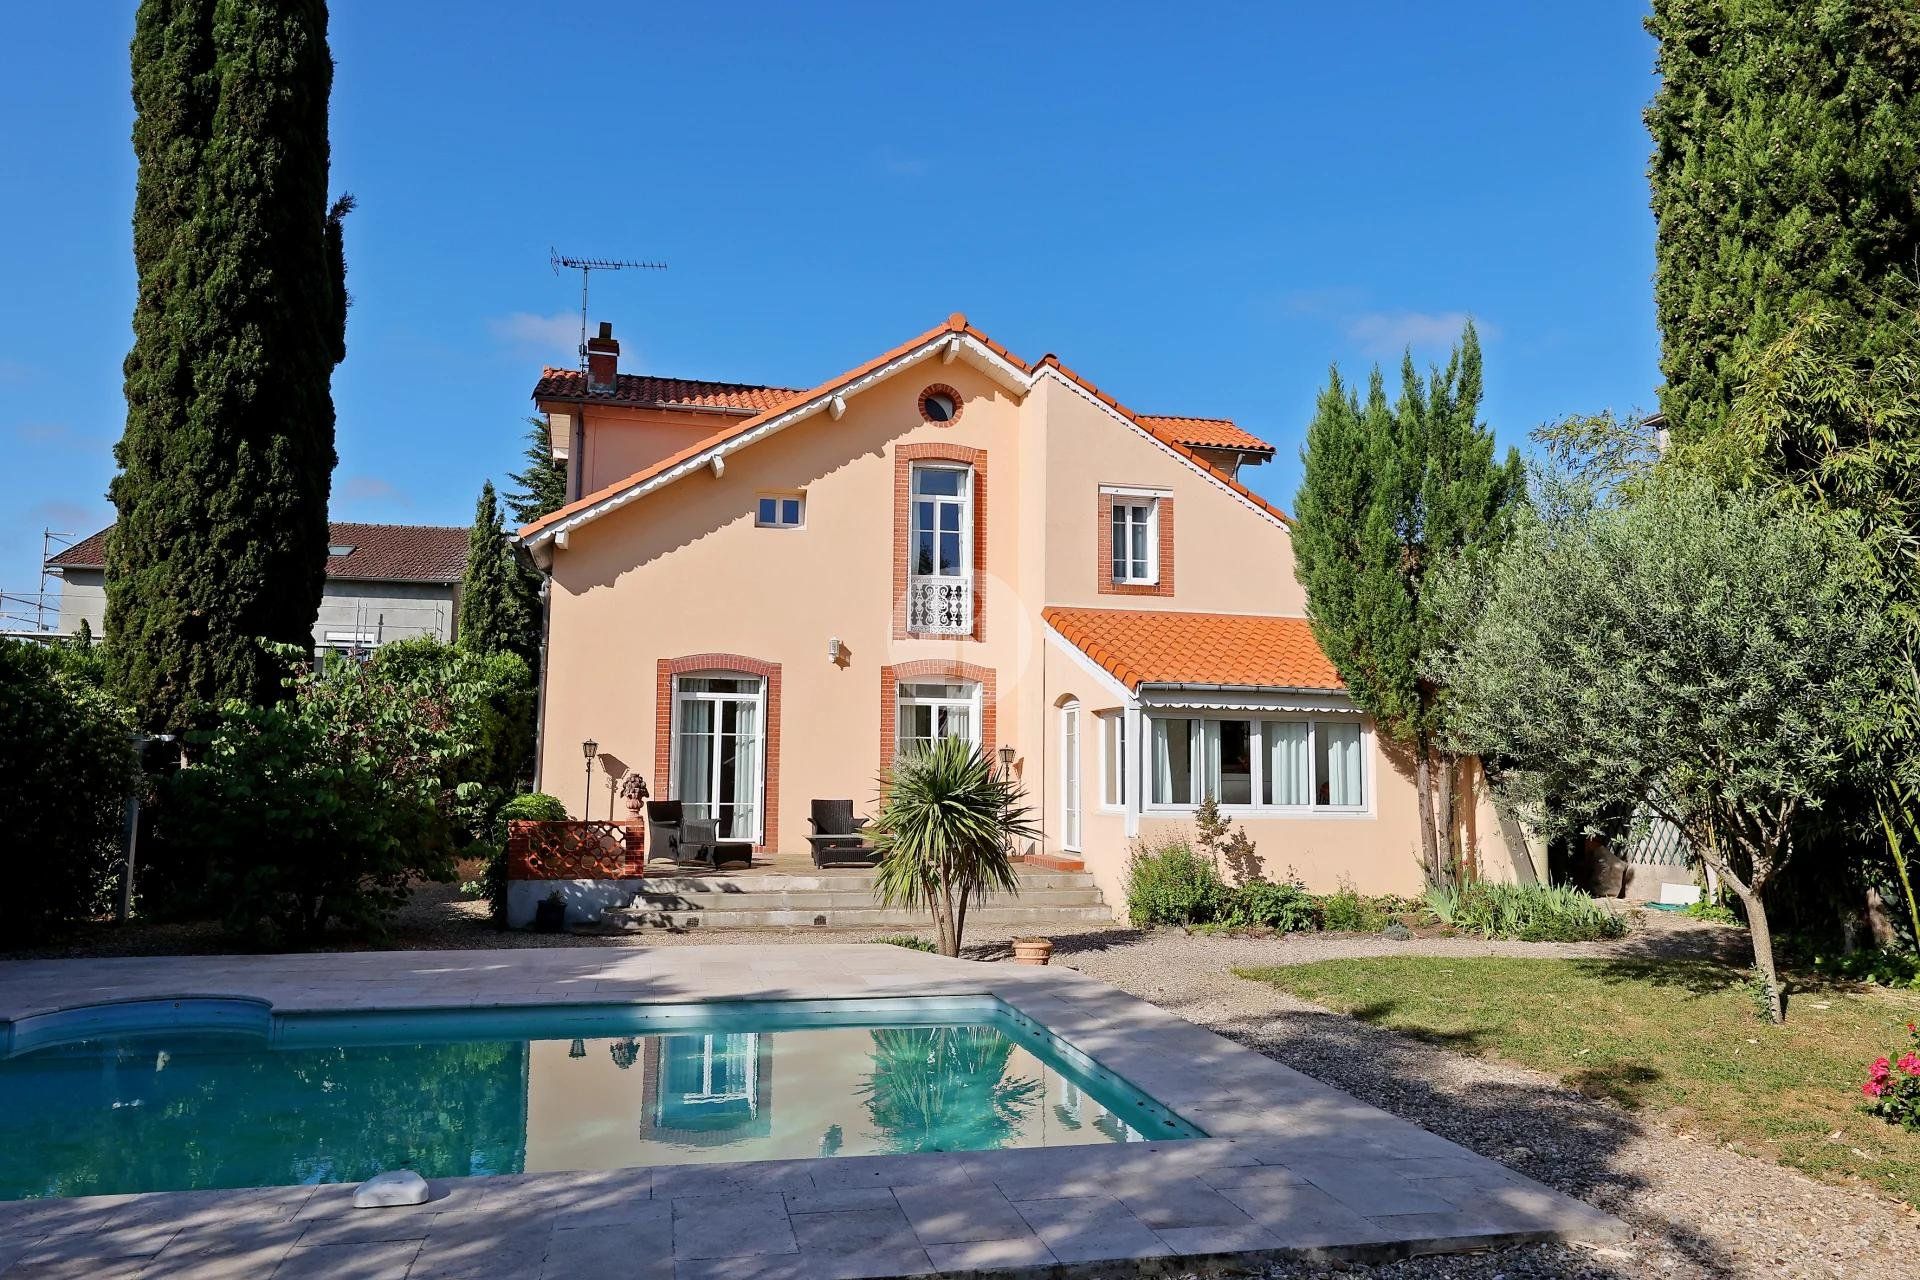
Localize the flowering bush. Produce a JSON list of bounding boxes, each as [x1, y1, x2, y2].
[[1861, 1022, 1920, 1132]]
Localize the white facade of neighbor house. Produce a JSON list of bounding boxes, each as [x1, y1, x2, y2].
[[49, 571, 458, 651], [45, 521, 468, 655]]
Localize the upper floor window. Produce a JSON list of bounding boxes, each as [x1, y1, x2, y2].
[[1111, 499, 1158, 584], [908, 464, 972, 633], [756, 493, 804, 528]]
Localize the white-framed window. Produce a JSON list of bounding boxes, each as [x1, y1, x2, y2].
[[755, 493, 804, 528], [1147, 715, 1367, 813], [1110, 498, 1158, 584], [671, 673, 767, 843], [1060, 700, 1082, 852], [1099, 712, 1127, 810], [895, 680, 981, 758], [907, 464, 972, 633]]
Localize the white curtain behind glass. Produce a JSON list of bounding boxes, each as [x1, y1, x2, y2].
[[1264, 722, 1310, 805], [727, 698, 760, 838], [676, 700, 714, 815], [1319, 721, 1363, 807]]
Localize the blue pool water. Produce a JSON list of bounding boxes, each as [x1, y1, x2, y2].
[[0, 996, 1198, 1200]]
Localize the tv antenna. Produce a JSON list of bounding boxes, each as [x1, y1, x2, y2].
[[550, 249, 667, 368]]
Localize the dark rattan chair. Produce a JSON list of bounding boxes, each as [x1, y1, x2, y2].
[[806, 799, 877, 868]]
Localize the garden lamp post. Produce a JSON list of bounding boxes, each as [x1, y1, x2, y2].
[[581, 739, 598, 817], [996, 744, 1017, 857]]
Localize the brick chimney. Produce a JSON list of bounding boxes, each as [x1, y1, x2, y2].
[[586, 321, 619, 394]]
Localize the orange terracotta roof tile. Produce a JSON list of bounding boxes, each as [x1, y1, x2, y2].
[[1137, 414, 1275, 456], [1044, 606, 1341, 692], [533, 370, 804, 414], [49, 522, 469, 583], [519, 315, 1294, 541]]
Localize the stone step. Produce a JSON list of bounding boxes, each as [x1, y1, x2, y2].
[[633, 872, 1097, 895], [632, 887, 1106, 911], [604, 903, 1118, 931]]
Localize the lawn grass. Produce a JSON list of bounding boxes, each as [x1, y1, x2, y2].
[[1237, 956, 1920, 1208]]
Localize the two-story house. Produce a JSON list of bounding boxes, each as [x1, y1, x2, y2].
[[48, 522, 467, 656], [517, 315, 1521, 912]]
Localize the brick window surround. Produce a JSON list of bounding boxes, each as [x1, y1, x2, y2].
[[654, 653, 782, 855], [1097, 489, 1175, 597], [879, 659, 998, 773], [917, 383, 965, 426], [893, 443, 988, 640]]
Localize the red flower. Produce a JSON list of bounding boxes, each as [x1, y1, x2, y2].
[[1869, 1056, 1892, 1080], [1863, 1079, 1888, 1098], [1899, 1052, 1920, 1077]]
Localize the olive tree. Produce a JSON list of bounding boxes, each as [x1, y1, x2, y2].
[[1430, 478, 1886, 1021]]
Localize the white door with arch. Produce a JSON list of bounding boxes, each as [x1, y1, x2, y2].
[[1060, 699, 1082, 852]]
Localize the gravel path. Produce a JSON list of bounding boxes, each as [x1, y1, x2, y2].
[[1048, 930, 1920, 1280]]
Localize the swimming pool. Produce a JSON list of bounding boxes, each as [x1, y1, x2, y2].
[[0, 995, 1200, 1201]]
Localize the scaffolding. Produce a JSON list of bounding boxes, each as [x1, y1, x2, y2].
[[0, 529, 75, 635]]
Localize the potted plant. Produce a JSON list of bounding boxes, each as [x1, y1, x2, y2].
[[534, 890, 568, 933], [620, 774, 650, 818], [1011, 936, 1053, 966]]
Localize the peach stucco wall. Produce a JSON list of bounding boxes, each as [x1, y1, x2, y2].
[[539, 361, 1046, 852], [536, 355, 1519, 912], [545, 401, 753, 499]]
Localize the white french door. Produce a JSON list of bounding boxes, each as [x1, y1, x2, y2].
[[1060, 702, 1082, 851], [672, 674, 766, 843]]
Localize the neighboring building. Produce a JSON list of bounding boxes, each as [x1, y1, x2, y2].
[[46, 521, 468, 656], [518, 315, 1521, 911]]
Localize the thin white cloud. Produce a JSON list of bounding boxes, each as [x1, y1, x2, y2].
[[875, 146, 930, 177], [337, 474, 406, 506], [488, 311, 582, 359], [1345, 310, 1496, 358]]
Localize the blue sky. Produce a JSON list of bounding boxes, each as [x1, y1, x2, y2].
[[0, 2, 1659, 613]]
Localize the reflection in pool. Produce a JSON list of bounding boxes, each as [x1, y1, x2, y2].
[[0, 998, 1197, 1200]]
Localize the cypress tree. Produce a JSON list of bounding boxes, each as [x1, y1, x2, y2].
[[110, 0, 350, 732], [505, 416, 567, 527], [457, 483, 512, 658], [1646, 0, 1920, 442], [1292, 324, 1524, 885]]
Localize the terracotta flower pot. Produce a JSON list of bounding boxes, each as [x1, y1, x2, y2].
[[1011, 937, 1053, 966]]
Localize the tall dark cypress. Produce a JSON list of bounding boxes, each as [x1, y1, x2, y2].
[[110, 0, 348, 731], [1646, 0, 1920, 442]]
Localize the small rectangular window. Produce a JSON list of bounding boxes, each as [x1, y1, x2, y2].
[[756, 493, 805, 528], [1316, 721, 1365, 808]]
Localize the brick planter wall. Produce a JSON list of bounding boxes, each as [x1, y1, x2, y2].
[[507, 819, 645, 880]]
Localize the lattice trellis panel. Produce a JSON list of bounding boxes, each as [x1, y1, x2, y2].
[[508, 820, 645, 879]]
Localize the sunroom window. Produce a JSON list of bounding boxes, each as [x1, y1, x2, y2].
[[1148, 716, 1366, 811]]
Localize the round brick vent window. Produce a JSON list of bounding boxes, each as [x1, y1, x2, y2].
[[918, 385, 961, 424]]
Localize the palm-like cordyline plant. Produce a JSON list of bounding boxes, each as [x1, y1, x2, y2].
[[870, 736, 1040, 957]]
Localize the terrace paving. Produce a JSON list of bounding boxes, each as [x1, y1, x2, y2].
[[0, 946, 1623, 1277]]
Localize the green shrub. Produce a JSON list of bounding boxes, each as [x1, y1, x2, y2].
[[871, 934, 938, 953], [1807, 946, 1920, 991], [1683, 897, 1741, 925], [1217, 878, 1320, 931], [0, 640, 135, 939], [161, 649, 474, 945], [1319, 882, 1397, 932], [1444, 882, 1625, 942], [464, 792, 568, 924], [1125, 837, 1227, 925]]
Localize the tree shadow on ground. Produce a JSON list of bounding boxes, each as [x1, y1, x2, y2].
[[1146, 987, 1742, 1278]]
